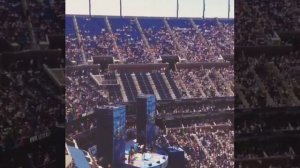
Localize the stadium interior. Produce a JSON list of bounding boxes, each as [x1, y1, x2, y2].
[[64, 15, 234, 168], [0, 0, 299, 167]]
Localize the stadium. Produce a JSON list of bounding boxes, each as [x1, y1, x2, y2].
[[0, 0, 299, 168], [65, 0, 234, 168]]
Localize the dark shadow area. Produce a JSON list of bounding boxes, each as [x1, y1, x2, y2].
[[0, 0, 65, 167], [235, 0, 300, 167]]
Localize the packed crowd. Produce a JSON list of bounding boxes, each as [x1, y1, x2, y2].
[[235, 55, 266, 108], [65, 66, 235, 120], [235, 138, 298, 167], [157, 102, 233, 116], [169, 19, 234, 62], [0, 0, 64, 49], [168, 19, 207, 61], [236, 51, 300, 108], [24, 144, 58, 168], [142, 21, 177, 59], [0, 68, 64, 152], [236, 118, 300, 136], [236, 109, 300, 136], [28, 0, 64, 41], [64, 15, 235, 168], [65, 69, 108, 122], [65, 35, 83, 65], [65, 17, 234, 64], [110, 18, 155, 63], [64, 67, 235, 167], [80, 33, 118, 61], [66, 117, 97, 140], [172, 66, 234, 98], [273, 51, 300, 100], [65, 16, 81, 65], [77, 17, 119, 61], [236, 142, 297, 161], [156, 120, 234, 168], [0, 142, 59, 168], [0, 0, 31, 48], [236, 0, 299, 46]]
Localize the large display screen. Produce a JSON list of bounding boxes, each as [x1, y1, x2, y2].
[[146, 95, 156, 124], [146, 95, 156, 147], [113, 106, 126, 167]]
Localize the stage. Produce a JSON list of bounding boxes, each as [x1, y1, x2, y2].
[[124, 140, 168, 168]]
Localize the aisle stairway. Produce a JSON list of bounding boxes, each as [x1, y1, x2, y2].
[[206, 74, 221, 97], [146, 73, 162, 100], [105, 16, 122, 61], [161, 73, 176, 99], [250, 68, 275, 106], [189, 72, 206, 98], [216, 71, 234, 96], [115, 73, 129, 102], [165, 73, 182, 99], [236, 84, 250, 108], [135, 72, 154, 95], [135, 18, 150, 49], [74, 16, 87, 63], [163, 18, 183, 55], [131, 73, 142, 95], [150, 72, 172, 100]]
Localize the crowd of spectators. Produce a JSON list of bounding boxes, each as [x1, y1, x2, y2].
[[65, 16, 236, 168], [1, 1, 64, 168], [236, 107, 300, 137], [65, 35, 84, 65], [155, 120, 233, 168], [236, 142, 297, 165], [64, 66, 235, 167], [0, 67, 64, 152], [235, 130, 299, 167], [169, 19, 234, 62], [142, 24, 177, 59], [272, 51, 300, 100], [110, 18, 155, 63], [0, 143, 59, 168], [65, 66, 235, 121], [234, 1, 300, 161], [66, 69, 108, 122], [236, 51, 300, 108], [172, 66, 234, 98], [66, 17, 234, 64], [66, 117, 97, 140], [0, 0, 32, 48], [236, 0, 299, 46], [236, 118, 300, 136], [157, 102, 233, 116], [0, 0, 64, 49], [24, 144, 57, 168], [80, 33, 118, 61], [28, 0, 64, 41]]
